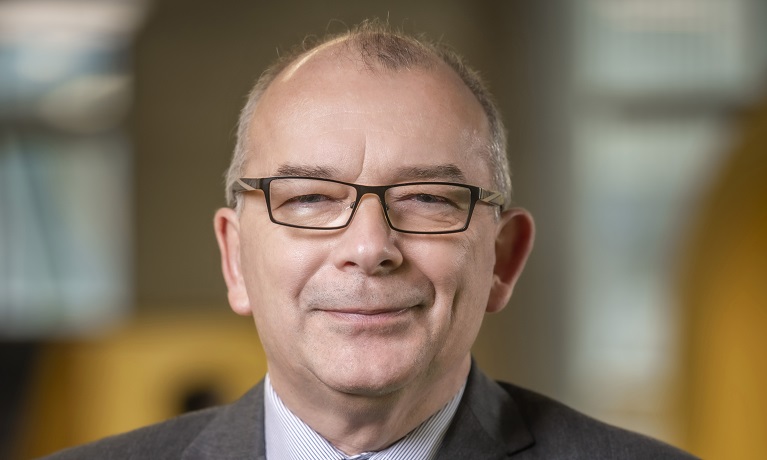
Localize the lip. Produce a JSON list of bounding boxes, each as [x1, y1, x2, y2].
[[320, 307, 414, 326]]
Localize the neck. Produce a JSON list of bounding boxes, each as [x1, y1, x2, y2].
[[269, 355, 471, 456]]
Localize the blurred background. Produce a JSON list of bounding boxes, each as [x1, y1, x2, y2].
[[1, 0, 765, 458]]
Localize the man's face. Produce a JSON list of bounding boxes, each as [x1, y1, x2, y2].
[[216, 49, 530, 399]]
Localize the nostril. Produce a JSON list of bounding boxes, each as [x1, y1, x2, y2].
[[379, 258, 397, 269]]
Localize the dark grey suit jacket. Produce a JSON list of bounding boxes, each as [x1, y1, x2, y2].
[[41, 364, 697, 459]]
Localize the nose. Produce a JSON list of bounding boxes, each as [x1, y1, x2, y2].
[[331, 193, 404, 275]]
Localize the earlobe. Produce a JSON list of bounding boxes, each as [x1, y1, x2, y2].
[[486, 208, 535, 313], [213, 207, 252, 316]]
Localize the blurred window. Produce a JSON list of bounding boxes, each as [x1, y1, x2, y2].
[[566, 0, 767, 441], [0, 0, 149, 337]]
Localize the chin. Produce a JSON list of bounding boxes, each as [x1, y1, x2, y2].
[[331, 377, 406, 398], [319, 356, 421, 398]]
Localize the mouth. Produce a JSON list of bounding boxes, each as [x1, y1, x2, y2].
[[319, 306, 416, 328], [328, 306, 409, 314]]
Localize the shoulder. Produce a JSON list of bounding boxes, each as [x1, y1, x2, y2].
[[497, 380, 697, 459], [453, 365, 698, 459], [39, 383, 265, 460], [39, 407, 220, 459]]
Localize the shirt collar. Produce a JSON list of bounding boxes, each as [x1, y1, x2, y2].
[[264, 374, 465, 460]]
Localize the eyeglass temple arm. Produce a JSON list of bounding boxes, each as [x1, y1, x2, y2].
[[479, 189, 505, 208], [232, 178, 263, 193]]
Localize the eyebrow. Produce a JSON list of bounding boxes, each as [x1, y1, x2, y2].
[[272, 163, 466, 183], [274, 164, 342, 178], [391, 164, 467, 183]]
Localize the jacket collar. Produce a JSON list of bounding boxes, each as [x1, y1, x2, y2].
[[435, 362, 535, 459], [182, 382, 266, 460]]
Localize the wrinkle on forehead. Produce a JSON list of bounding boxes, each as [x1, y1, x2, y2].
[[271, 100, 486, 145], [269, 163, 468, 185]]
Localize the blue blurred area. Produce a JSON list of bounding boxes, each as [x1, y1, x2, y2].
[[0, 131, 131, 337], [0, 0, 145, 338]]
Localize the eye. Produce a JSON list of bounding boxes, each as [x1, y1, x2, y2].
[[392, 192, 461, 210], [386, 184, 471, 212], [288, 194, 332, 204], [409, 193, 449, 204]]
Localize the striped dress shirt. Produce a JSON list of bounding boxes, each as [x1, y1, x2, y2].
[[264, 374, 465, 460]]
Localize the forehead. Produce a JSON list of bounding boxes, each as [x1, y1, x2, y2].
[[246, 44, 492, 183]]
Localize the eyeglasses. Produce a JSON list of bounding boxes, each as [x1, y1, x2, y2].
[[231, 176, 505, 234]]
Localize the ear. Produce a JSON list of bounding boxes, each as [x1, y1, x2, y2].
[[486, 208, 535, 313], [213, 207, 252, 316]]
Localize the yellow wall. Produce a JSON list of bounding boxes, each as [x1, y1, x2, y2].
[[680, 98, 767, 459], [18, 310, 266, 459]]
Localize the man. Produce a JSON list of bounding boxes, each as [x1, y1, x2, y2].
[[45, 22, 696, 459]]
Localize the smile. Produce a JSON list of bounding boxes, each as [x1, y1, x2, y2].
[[320, 307, 414, 327]]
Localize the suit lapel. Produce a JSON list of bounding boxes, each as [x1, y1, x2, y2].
[[182, 381, 267, 460], [435, 364, 535, 459]]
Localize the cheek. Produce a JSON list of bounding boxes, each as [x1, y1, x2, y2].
[[407, 233, 495, 303], [239, 225, 329, 305], [405, 234, 496, 364]]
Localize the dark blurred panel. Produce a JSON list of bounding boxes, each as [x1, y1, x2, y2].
[[0, 342, 38, 460]]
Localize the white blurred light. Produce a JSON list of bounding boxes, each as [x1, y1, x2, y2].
[[0, 0, 150, 49]]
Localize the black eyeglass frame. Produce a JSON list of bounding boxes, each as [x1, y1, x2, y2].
[[231, 176, 506, 234]]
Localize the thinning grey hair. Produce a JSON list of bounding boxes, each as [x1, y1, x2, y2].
[[225, 20, 511, 211]]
